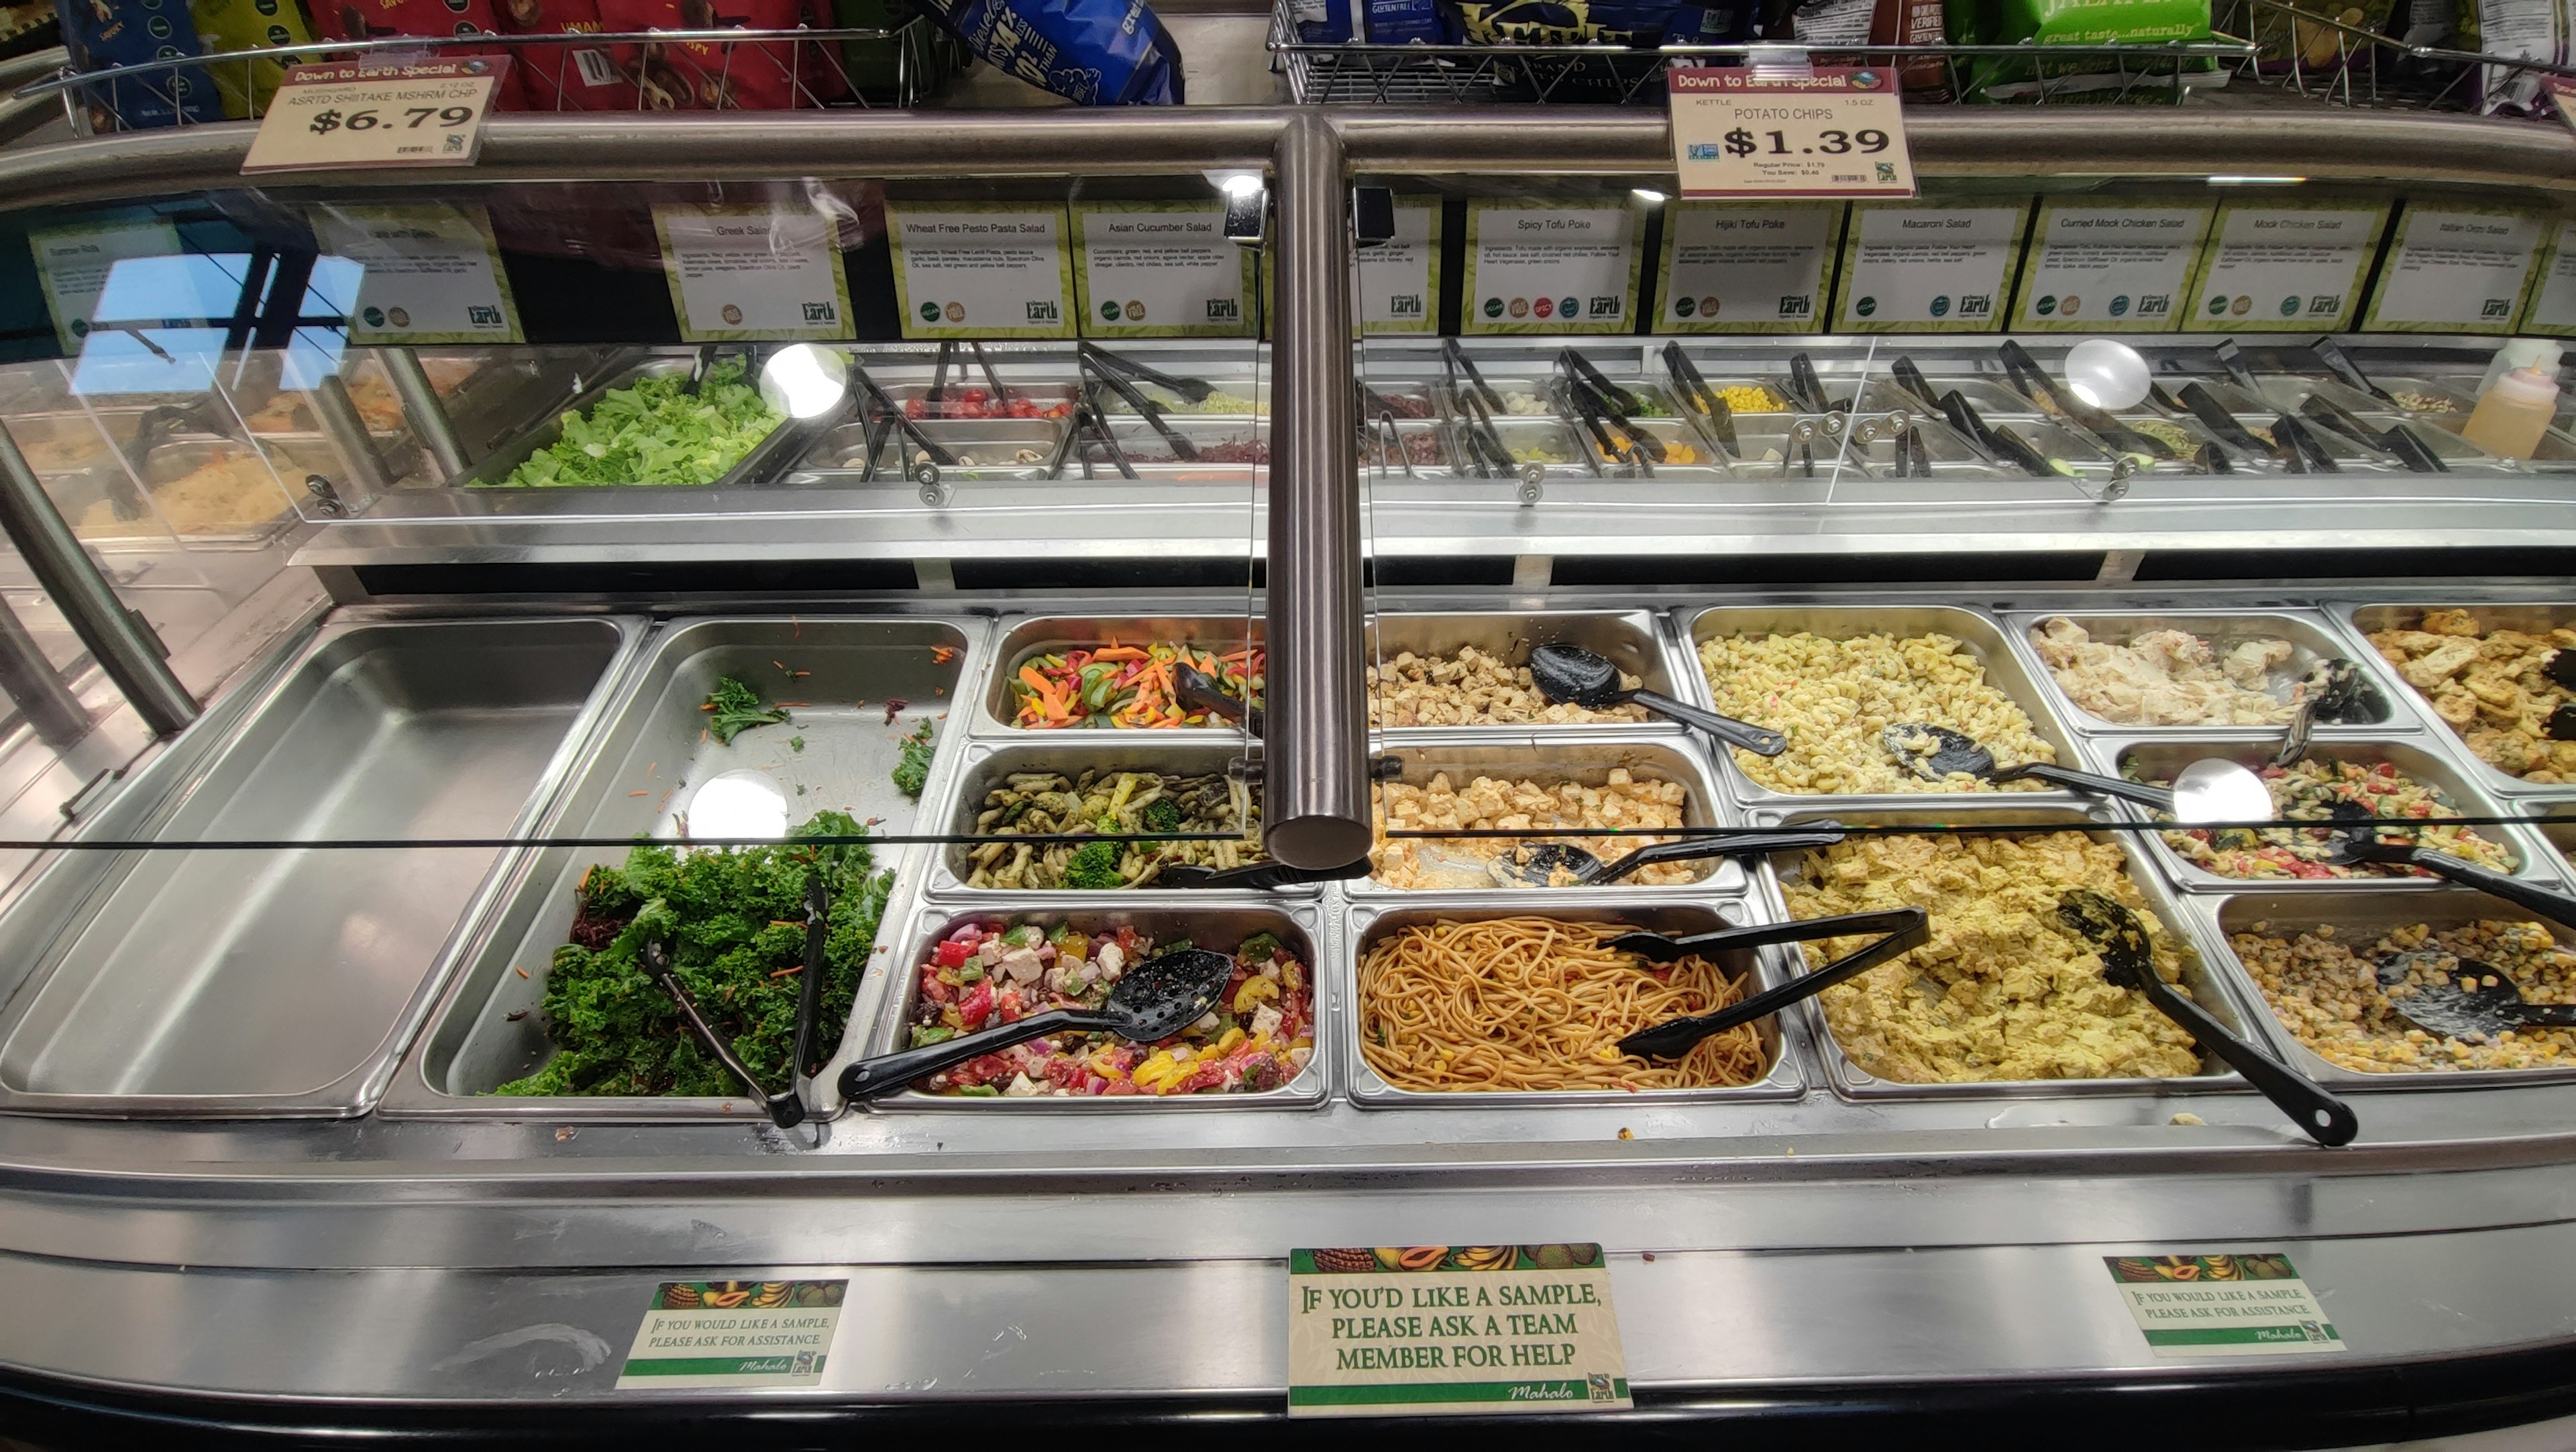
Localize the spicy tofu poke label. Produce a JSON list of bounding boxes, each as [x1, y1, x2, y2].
[[2106, 1253, 2347, 1357], [1287, 1245, 1631, 1417], [616, 1279, 847, 1389]]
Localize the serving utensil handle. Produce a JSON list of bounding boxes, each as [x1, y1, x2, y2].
[[836, 1008, 1104, 1102], [1631, 689, 1788, 757], [2125, 966, 2357, 1148]]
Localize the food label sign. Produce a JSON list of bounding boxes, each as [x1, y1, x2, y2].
[[1669, 66, 1916, 199], [1286, 1245, 1631, 1417], [616, 1279, 847, 1390], [241, 60, 506, 174], [2107, 1254, 2347, 1358]]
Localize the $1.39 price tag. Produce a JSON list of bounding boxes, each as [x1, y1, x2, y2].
[[241, 59, 509, 174], [1670, 66, 1915, 199]]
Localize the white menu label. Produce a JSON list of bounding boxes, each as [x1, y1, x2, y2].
[[309, 202, 522, 345], [651, 203, 855, 343], [1832, 203, 2026, 331], [885, 203, 1075, 340], [1461, 201, 1641, 335], [2009, 199, 2212, 332], [2519, 219, 2576, 337], [28, 219, 182, 353], [1358, 201, 1440, 335], [2182, 201, 2388, 332], [2362, 206, 2544, 333], [1656, 201, 1840, 334], [1073, 202, 1256, 338]]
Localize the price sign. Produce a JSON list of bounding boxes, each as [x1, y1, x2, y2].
[[241, 59, 507, 174], [1670, 66, 1915, 199]]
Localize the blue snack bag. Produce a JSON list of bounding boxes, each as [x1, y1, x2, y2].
[[1362, 0, 1450, 42], [55, 0, 224, 128], [916, 0, 1185, 103]]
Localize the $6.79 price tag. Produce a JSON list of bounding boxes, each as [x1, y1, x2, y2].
[[1670, 66, 1916, 199], [242, 59, 508, 174]]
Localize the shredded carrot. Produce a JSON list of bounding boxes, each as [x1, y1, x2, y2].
[[769, 965, 804, 978], [514, 966, 529, 979], [629, 790, 649, 797]]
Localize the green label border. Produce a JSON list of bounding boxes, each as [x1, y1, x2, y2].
[[2008, 196, 2213, 333], [1654, 199, 1843, 336], [1072, 200, 1260, 340], [2518, 217, 2576, 338], [1460, 198, 1645, 336], [2361, 200, 2546, 336], [28, 217, 182, 355], [651, 202, 857, 344], [885, 200, 1077, 341], [2178, 197, 2391, 333], [1358, 200, 1442, 337], [1831, 200, 2031, 333], [319, 201, 525, 347]]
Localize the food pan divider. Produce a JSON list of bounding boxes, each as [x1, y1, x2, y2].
[[2327, 601, 2576, 801], [1995, 607, 2411, 738], [379, 613, 983, 1122], [1363, 607, 1690, 736], [1741, 800, 2269, 1104], [976, 613, 1265, 739], [2184, 884, 2576, 1092], [926, 735, 1282, 899]]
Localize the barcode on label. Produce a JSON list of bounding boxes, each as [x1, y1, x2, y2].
[[574, 48, 619, 87]]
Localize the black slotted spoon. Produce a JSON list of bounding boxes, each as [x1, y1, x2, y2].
[[2373, 949, 2576, 1039], [1528, 643, 1786, 756]]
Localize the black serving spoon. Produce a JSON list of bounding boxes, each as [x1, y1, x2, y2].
[[2373, 949, 2576, 1039], [645, 939, 805, 1128], [1486, 827, 1846, 888], [2273, 657, 2365, 767], [837, 947, 1237, 1102], [1157, 858, 1370, 890], [1881, 723, 2200, 811], [1173, 661, 1260, 736], [1613, 908, 1930, 1059], [2057, 890, 2357, 1147], [2323, 829, 2576, 927], [1528, 643, 1786, 756]]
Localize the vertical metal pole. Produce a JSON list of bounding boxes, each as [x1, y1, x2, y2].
[[383, 347, 470, 480], [1262, 111, 1368, 870], [0, 590, 90, 749], [309, 373, 393, 498], [0, 427, 197, 737]]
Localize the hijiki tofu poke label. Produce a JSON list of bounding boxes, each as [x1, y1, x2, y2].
[[1286, 1245, 1631, 1416], [616, 1279, 847, 1389], [2106, 1253, 2347, 1357]]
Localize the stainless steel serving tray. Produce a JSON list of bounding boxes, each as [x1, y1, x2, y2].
[[386, 614, 981, 1121], [1360, 733, 1743, 895], [2002, 609, 2402, 735], [847, 897, 1327, 1112], [929, 738, 1273, 897], [977, 615, 1262, 737], [0, 615, 645, 1117], [785, 417, 1064, 485], [2336, 603, 2576, 798], [1342, 897, 1806, 1108], [448, 356, 835, 495], [1364, 608, 1686, 733]]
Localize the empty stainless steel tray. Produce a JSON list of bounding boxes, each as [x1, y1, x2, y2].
[[0, 616, 642, 1116]]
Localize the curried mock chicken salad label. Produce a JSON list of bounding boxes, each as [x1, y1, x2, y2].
[[1287, 1245, 1631, 1416], [2106, 1253, 2347, 1357]]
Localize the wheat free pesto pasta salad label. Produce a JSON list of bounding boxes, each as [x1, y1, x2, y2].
[[616, 1279, 847, 1389], [2106, 1253, 2346, 1357], [1287, 1245, 1631, 1416]]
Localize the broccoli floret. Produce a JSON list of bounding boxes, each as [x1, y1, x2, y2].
[[1061, 839, 1126, 890], [1141, 795, 1183, 835]]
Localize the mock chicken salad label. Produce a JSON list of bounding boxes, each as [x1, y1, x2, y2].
[[2361, 205, 2545, 334], [651, 202, 857, 343], [1287, 1246, 1630, 1416], [1656, 200, 1842, 333], [1831, 201, 2028, 331], [28, 218, 182, 354], [2009, 198, 2213, 332], [1073, 202, 1259, 338], [1461, 200, 1644, 335], [886, 201, 1077, 340], [2181, 199, 2390, 333], [1358, 199, 1442, 335], [617, 1279, 847, 1389], [2519, 218, 2576, 336], [309, 202, 524, 346], [2106, 1254, 2347, 1357]]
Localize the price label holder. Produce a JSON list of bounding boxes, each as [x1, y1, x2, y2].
[[1287, 1245, 1631, 1418], [1670, 64, 1915, 199], [242, 59, 508, 174]]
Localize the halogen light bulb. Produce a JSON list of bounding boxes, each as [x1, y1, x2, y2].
[[2063, 338, 2152, 411]]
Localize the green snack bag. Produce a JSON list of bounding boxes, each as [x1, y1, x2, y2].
[[190, 0, 317, 119], [1950, 0, 2220, 100]]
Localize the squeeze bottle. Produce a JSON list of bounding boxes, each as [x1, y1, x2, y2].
[[2479, 338, 2563, 396], [2461, 366, 2560, 462]]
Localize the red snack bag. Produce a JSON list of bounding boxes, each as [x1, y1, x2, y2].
[[594, 0, 813, 108], [496, 0, 641, 107], [309, 0, 533, 107]]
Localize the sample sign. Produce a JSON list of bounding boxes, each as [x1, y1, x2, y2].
[[1287, 1245, 1630, 1418], [1072, 201, 1258, 339], [1656, 201, 1842, 334], [2009, 198, 2214, 332], [616, 1279, 846, 1390], [2106, 1254, 2346, 1358], [2361, 204, 2545, 334], [2181, 199, 2390, 333], [1669, 66, 1916, 199], [28, 218, 181, 353], [309, 202, 523, 345], [651, 203, 856, 343], [885, 201, 1076, 340], [2518, 217, 2576, 337], [1358, 201, 1442, 335], [1831, 201, 2028, 331], [1461, 199, 1643, 335], [240, 59, 507, 174]]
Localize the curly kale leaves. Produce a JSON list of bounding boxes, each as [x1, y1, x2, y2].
[[492, 359, 783, 490], [492, 811, 892, 1098], [892, 717, 935, 800], [703, 674, 789, 745]]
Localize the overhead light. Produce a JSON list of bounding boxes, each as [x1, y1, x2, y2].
[[1202, 169, 1264, 198], [2209, 175, 2305, 185], [757, 343, 851, 421], [1632, 188, 1668, 203]]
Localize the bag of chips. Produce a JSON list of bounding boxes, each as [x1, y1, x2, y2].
[[308, 0, 532, 107], [914, 0, 1182, 103], [190, 0, 318, 117], [1946, 0, 2220, 99], [495, 0, 640, 108], [54, 0, 225, 127]]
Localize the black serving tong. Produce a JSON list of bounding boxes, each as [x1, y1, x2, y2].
[[1613, 909, 1931, 1059], [2267, 412, 2340, 473], [969, 340, 1016, 411], [1173, 660, 1261, 735], [1451, 374, 1517, 478], [2175, 382, 2277, 458], [1660, 342, 1739, 458], [923, 340, 956, 417], [1784, 352, 1839, 414], [1560, 347, 1648, 417], [789, 877, 831, 1096], [1998, 340, 2175, 461], [1487, 827, 1844, 888], [1556, 379, 1627, 476], [1081, 342, 1218, 406], [2273, 658, 2365, 767], [1889, 355, 1942, 413], [2057, 891, 2357, 1147], [680, 342, 722, 396], [2299, 394, 2449, 473], [1442, 337, 1506, 415], [849, 362, 959, 469], [1081, 353, 1199, 460], [1059, 384, 1140, 482], [1157, 857, 1371, 890], [1557, 352, 1666, 465], [2311, 337, 2398, 407], [645, 939, 806, 1129], [2214, 339, 2263, 395], [1938, 391, 2058, 478]]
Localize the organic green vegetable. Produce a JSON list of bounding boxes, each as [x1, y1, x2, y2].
[[892, 717, 935, 800], [491, 360, 784, 489], [703, 674, 788, 745], [1060, 839, 1126, 890], [492, 811, 892, 1098]]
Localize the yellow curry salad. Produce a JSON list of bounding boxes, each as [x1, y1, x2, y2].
[[2229, 919, 2576, 1074], [2366, 609, 2576, 782], [1697, 630, 2055, 794], [1782, 833, 2202, 1083]]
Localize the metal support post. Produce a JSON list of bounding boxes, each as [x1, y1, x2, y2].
[[383, 348, 470, 480], [0, 590, 89, 749], [0, 427, 197, 737]]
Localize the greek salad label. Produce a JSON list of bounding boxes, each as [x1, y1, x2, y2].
[[1461, 201, 1644, 335], [1358, 200, 1442, 335], [28, 217, 181, 354], [651, 203, 856, 344], [1288, 1247, 1629, 1416], [2181, 200, 2390, 333], [1831, 202, 2028, 332], [1072, 202, 1258, 339], [308, 202, 523, 346], [2106, 1254, 2346, 1358], [1656, 200, 1842, 333], [616, 1279, 847, 1390], [2009, 198, 2214, 332], [2361, 205, 2545, 334], [885, 201, 1076, 340], [1668, 66, 1916, 199], [2518, 218, 2576, 336]]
